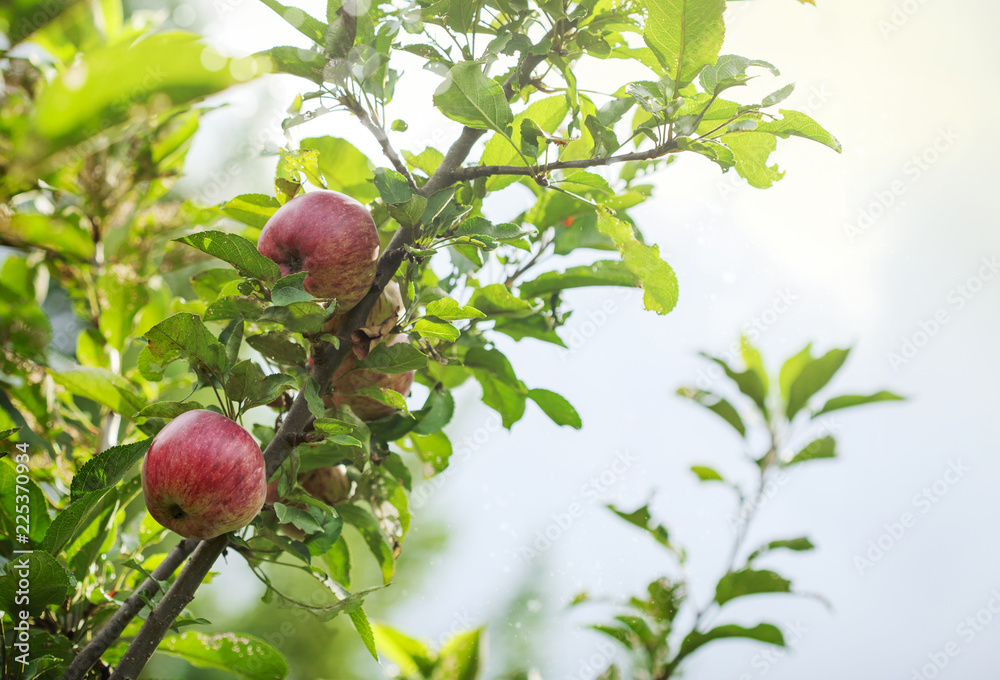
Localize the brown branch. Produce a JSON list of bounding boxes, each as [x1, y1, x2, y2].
[[343, 95, 418, 192], [108, 536, 228, 680], [60, 539, 198, 680], [450, 139, 680, 183]]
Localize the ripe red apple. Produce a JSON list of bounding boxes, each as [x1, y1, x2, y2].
[[267, 464, 352, 507], [330, 335, 415, 421], [300, 464, 352, 505], [257, 190, 379, 312], [141, 410, 266, 540]]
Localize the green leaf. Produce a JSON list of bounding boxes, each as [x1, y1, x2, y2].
[[762, 83, 795, 107], [480, 95, 569, 189], [437, 627, 484, 680], [596, 212, 677, 315], [412, 386, 455, 436], [698, 55, 779, 95], [258, 0, 327, 44], [145, 313, 228, 377], [174, 231, 280, 284], [0, 458, 50, 544], [469, 283, 536, 318], [300, 137, 378, 202], [409, 431, 453, 474], [134, 401, 204, 420], [748, 537, 815, 562], [23, 33, 251, 162], [220, 194, 280, 229], [157, 631, 289, 680], [756, 109, 842, 152], [358, 342, 428, 374], [677, 387, 746, 437], [304, 377, 326, 419], [257, 46, 326, 84], [715, 568, 792, 606], [339, 504, 395, 583], [785, 348, 850, 420], [70, 438, 152, 500], [412, 318, 460, 342], [433, 61, 514, 133], [785, 436, 836, 466], [721, 131, 784, 189], [528, 389, 581, 429], [42, 487, 117, 555], [679, 623, 784, 658], [270, 272, 313, 306], [814, 391, 904, 417], [50, 366, 144, 417], [640, 0, 725, 88], [0, 552, 72, 618], [354, 386, 410, 415], [259, 301, 329, 334], [0, 427, 21, 442], [246, 333, 306, 367], [779, 344, 813, 405], [702, 355, 769, 416], [373, 168, 413, 204], [455, 216, 535, 244], [607, 503, 672, 551], [424, 298, 486, 321], [322, 536, 352, 587], [204, 295, 265, 322], [518, 260, 639, 298], [690, 465, 724, 482], [350, 608, 379, 661], [493, 316, 566, 347], [372, 623, 435, 678]]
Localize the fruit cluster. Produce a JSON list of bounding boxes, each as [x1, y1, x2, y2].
[[142, 191, 414, 540]]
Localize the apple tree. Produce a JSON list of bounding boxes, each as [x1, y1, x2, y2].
[[0, 0, 863, 678]]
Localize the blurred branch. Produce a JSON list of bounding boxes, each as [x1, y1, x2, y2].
[[60, 539, 198, 680]]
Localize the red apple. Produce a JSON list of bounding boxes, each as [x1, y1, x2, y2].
[[141, 410, 266, 540], [330, 335, 415, 420], [300, 464, 352, 505], [257, 190, 379, 312]]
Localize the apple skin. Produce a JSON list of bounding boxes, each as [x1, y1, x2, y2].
[[330, 335, 415, 421], [141, 410, 266, 540], [257, 190, 379, 312]]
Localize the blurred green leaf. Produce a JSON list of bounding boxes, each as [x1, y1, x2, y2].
[[528, 388, 581, 429], [156, 631, 289, 680], [785, 348, 850, 419], [785, 436, 836, 466], [814, 391, 904, 417], [679, 623, 784, 658], [677, 387, 746, 437], [715, 568, 792, 606]]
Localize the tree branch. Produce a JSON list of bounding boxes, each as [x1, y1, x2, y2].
[[60, 539, 198, 680], [451, 139, 680, 183], [422, 21, 569, 196], [108, 536, 229, 680], [342, 94, 418, 192]]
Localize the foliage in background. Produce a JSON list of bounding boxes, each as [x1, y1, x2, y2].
[[0, 0, 845, 678]]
